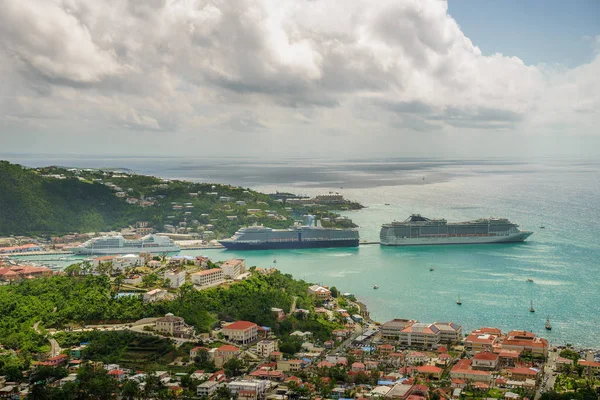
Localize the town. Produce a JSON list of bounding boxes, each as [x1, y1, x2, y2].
[[1, 252, 599, 399]]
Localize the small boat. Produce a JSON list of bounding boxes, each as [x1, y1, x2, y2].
[[456, 295, 462, 305], [545, 317, 552, 330], [526, 278, 534, 283], [385, 203, 390, 206], [373, 285, 379, 290], [529, 300, 535, 313], [429, 268, 435, 271], [273, 259, 277, 264]]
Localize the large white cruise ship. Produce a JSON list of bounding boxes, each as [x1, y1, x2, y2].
[[70, 234, 180, 255], [380, 214, 532, 246]]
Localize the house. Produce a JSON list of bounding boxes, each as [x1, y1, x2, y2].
[[508, 367, 540, 381], [197, 381, 220, 397], [0, 265, 53, 281], [578, 360, 600, 374], [143, 288, 167, 303], [381, 319, 417, 340], [271, 308, 285, 321], [416, 365, 443, 380], [498, 349, 521, 367], [39, 354, 68, 367], [555, 357, 574, 371], [256, 340, 278, 358], [223, 321, 259, 344], [472, 351, 499, 370], [307, 285, 331, 300], [191, 268, 224, 288], [163, 269, 186, 288], [502, 331, 549, 357], [385, 383, 415, 399], [450, 359, 492, 382], [406, 351, 430, 365], [228, 380, 269, 400], [352, 362, 366, 372], [378, 344, 395, 357], [464, 331, 499, 355], [154, 313, 194, 338], [433, 322, 463, 344], [399, 323, 441, 349], [107, 369, 126, 381], [220, 259, 246, 278], [277, 359, 303, 372], [214, 345, 241, 368], [0, 243, 42, 254]]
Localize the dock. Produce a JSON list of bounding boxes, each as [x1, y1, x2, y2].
[[359, 241, 380, 245]]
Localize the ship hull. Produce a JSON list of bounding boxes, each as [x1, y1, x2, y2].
[[71, 246, 180, 255], [380, 232, 532, 246], [219, 239, 359, 250]]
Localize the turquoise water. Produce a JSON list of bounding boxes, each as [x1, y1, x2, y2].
[[7, 158, 600, 347]]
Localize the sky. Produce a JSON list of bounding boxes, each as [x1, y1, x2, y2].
[[0, 0, 599, 159]]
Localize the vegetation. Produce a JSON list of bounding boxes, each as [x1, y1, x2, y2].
[[0, 161, 361, 237]]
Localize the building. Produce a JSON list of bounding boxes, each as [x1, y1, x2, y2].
[[508, 367, 540, 381], [501, 331, 549, 357], [416, 365, 443, 380], [385, 383, 415, 399], [190, 346, 209, 360], [578, 360, 600, 374], [0, 243, 42, 254], [464, 331, 499, 355], [433, 322, 463, 344], [450, 359, 492, 383], [214, 345, 241, 368], [406, 351, 430, 365], [271, 307, 285, 321], [154, 313, 194, 338], [228, 380, 269, 400], [191, 268, 224, 288], [277, 359, 303, 372], [256, 340, 278, 358], [381, 319, 417, 340], [307, 285, 331, 300], [143, 288, 167, 303], [220, 259, 246, 278], [223, 321, 259, 344], [472, 351, 499, 370], [398, 323, 441, 349], [0, 265, 53, 282], [197, 381, 220, 397], [163, 269, 186, 288]]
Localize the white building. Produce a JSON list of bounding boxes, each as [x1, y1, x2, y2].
[[191, 268, 224, 288], [256, 340, 278, 358], [163, 269, 186, 288], [228, 380, 269, 399], [197, 381, 220, 397], [398, 323, 441, 349], [143, 289, 167, 303], [220, 259, 246, 279], [433, 322, 463, 344]]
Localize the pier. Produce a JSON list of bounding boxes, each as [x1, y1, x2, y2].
[[359, 241, 380, 245]]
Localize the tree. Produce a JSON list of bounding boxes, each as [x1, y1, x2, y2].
[[224, 357, 244, 377], [330, 286, 339, 298], [113, 275, 125, 293], [64, 263, 82, 277], [213, 386, 232, 400], [120, 380, 141, 400]]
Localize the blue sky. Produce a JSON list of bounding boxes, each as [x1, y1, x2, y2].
[[448, 0, 600, 67]]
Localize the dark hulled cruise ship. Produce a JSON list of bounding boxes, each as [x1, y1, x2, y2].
[[380, 214, 532, 246], [219, 219, 359, 250]]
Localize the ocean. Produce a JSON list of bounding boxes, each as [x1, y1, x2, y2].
[[4, 155, 600, 347]]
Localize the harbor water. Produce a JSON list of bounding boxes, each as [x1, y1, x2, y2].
[[7, 156, 600, 347]]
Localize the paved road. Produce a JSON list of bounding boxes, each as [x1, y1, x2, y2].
[[49, 338, 62, 357], [288, 296, 298, 316], [535, 349, 559, 400]]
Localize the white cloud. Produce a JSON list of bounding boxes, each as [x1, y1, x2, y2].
[[0, 0, 598, 157]]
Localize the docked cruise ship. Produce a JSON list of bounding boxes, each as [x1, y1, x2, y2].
[[219, 221, 359, 250], [70, 234, 180, 255], [380, 214, 532, 246]]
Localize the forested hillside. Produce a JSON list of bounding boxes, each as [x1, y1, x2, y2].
[[0, 161, 145, 235]]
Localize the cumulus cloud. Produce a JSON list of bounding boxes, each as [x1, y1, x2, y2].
[[0, 0, 598, 157]]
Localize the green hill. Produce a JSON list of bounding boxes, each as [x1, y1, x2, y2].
[[0, 161, 143, 235]]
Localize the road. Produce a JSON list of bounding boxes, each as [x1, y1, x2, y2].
[[288, 296, 298, 316], [33, 320, 62, 357], [535, 349, 559, 400]]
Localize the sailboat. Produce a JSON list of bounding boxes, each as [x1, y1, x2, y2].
[[529, 300, 535, 313], [456, 295, 462, 305], [545, 317, 552, 330]]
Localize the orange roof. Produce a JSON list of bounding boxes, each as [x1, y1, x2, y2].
[[578, 360, 600, 367], [466, 333, 497, 344], [509, 368, 539, 376], [474, 351, 499, 361], [217, 345, 240, 352], [193, 268, 222, 276], [472, 327, 502, 335], [224, 320, 257, 330], [417, 365, 442, 374]]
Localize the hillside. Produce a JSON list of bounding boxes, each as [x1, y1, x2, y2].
[[0, 161, 361, 237], [0, 161, 145, 236]]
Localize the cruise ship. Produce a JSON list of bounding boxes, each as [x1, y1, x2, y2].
[[219, 220, 359, 250], [380, 214, 532, 246], [70, 234, 180, 255]]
